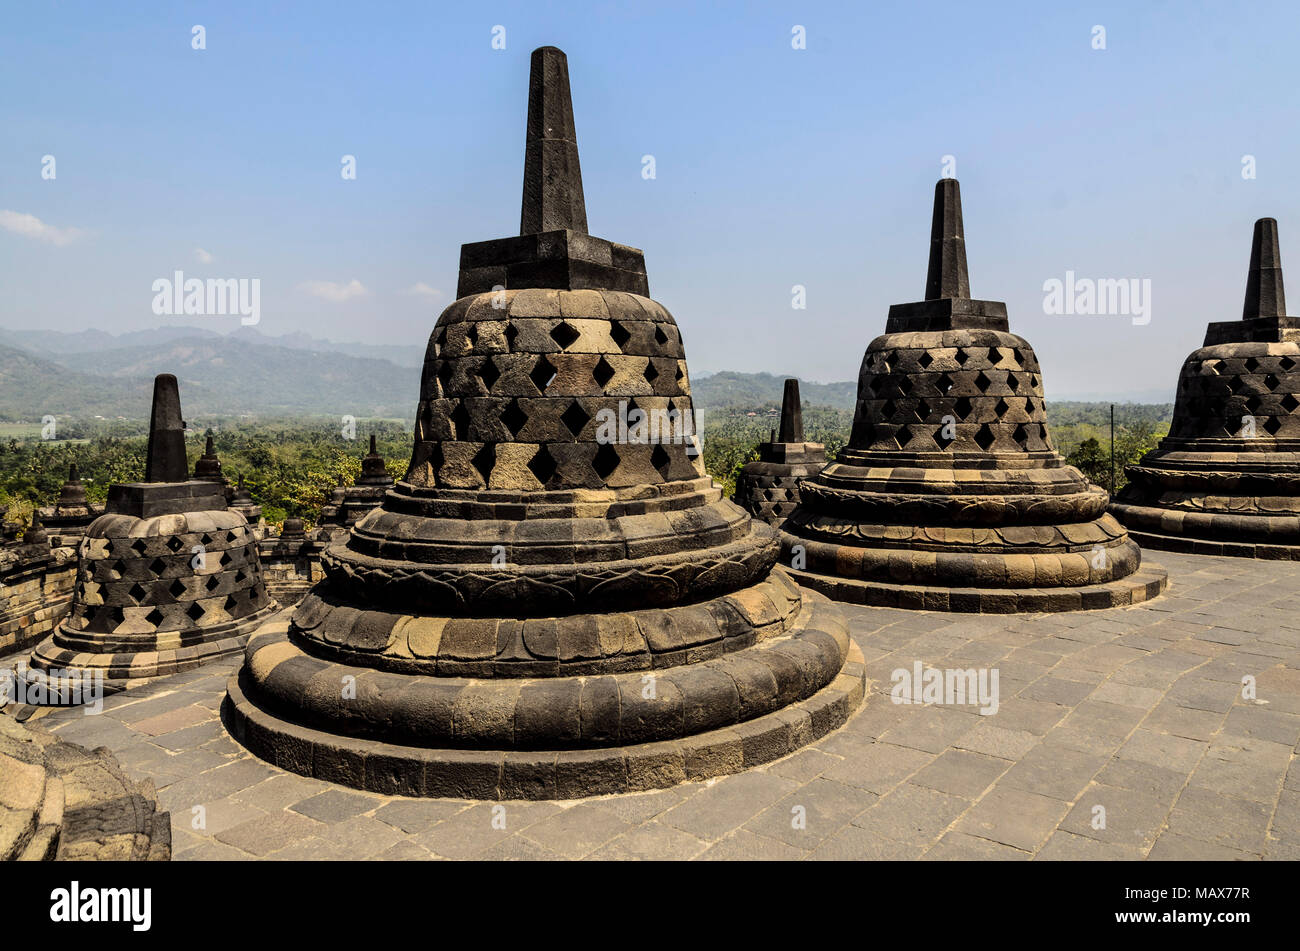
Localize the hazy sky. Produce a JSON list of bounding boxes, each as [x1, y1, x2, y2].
[[3, 1, 1298, 401]]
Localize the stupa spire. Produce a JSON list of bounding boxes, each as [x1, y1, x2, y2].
[[144, 374, 188, 483], [520, 46, 588, 235], [778, 378, 804, 443], [1243, 217, 1286, 319], [925, 178, 971, 300]]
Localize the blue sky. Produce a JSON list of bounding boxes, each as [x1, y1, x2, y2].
[[3, 0, 1298, 400]]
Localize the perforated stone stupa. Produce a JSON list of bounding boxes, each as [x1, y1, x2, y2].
[[780, 180, 1168, 612], [1111, 218, 1300, 558], [226, 47, 865, 799], [733, 379, 827, 526], [28, 374, 277, 690], [39, 464, 102, 549]]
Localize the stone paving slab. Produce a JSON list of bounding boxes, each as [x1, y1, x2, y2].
[[27, 550, 1300, 860]]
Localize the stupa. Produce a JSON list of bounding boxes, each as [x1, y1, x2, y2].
[[340, 435, 393, 526], [733, 379, 827, 526], [28, 374, 277, 689], [38, 464, 102, 548], [226, 47, 865, 799], [780, 179, 1168, 612], [229, 475, 265, 538], [1111, 218, 1300, 558]]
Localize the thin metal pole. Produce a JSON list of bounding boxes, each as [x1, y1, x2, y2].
[[1109, 404, 1115, 494]]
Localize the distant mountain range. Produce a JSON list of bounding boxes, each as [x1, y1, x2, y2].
[[0, 325, 1171, 421]]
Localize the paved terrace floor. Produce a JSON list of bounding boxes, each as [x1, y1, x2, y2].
[[25, 550, 1300, 860]]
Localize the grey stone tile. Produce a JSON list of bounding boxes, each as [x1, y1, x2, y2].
[[519, 803, 633, 859], [956, 785, 1070, 853], [910, 749, 1012, 799], [584, 821, 709, 860], [696, 829, 808, 861], [922, 831, 1030, 860]]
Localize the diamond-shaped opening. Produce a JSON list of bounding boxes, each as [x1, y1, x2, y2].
[[1264, 416, 1283, 436], [501, 400, 529, 438], [917, 352, 933, 370], [527, 445, 558, 486], [150, 558, 167, 576], [935, 423, 956, 450], [131, 539, 148, 556], [218, 551, 232, 568], [1204, 359, 1221, 375], [654, 326, 669, 345], [467, 323, 479, 346], [169, 578, 186, 598], [915, 399, 931, 422], [955, 348, 970, 366], [644, 360, 660, 384], [1007, 374, 1021, 393], [897, 376, 913, 395], [610, 320, 632, 351], [186, 602, 206, 622], [1245, 357, 1260, 373], [994, 397, 1010, 418], [974, 423, 996, 451], [478, 357, 501, 392], [1230, 375, 1249, 394], [1013, 423, 1030, 448], [988, 347, 1004, 364], [1282, 394, 1299, 413], [146, 608, 166, 627], [1246, 395, 1263, 413], [954, 396, 973, 419], [560, 401, 591, 437], [451, 403, 471, 440], [530, 356, 558, 394], [936, 372, 954, 396], [128, 582, 147, 603], [437, 360, 455, 394], [550, 321, 581, 350], [505, 323, 519, 348], [1280, 356, 1297, 372], [651, 444, 671, 478], [974, 371, 992, 393], [166, 535, 184, 553], [870, 375, 887, 394], [225, 595, 240, 613], [881, 399, 897, 418], [675, 364, 685, 383], [471, 444, 496, 484], [593, 443, 620, 481], [593, 356, 616, 388], [1265, 373, 1280, 391]]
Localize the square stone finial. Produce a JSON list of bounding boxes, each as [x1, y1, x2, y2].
[[456, 47, 649, 298], [885, 179, 1007, 333], [144, 373, 189, 483], [1243, 217, 1286, 319], [778, 378, 804, 443], [1204, 217, 1298, 345]]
